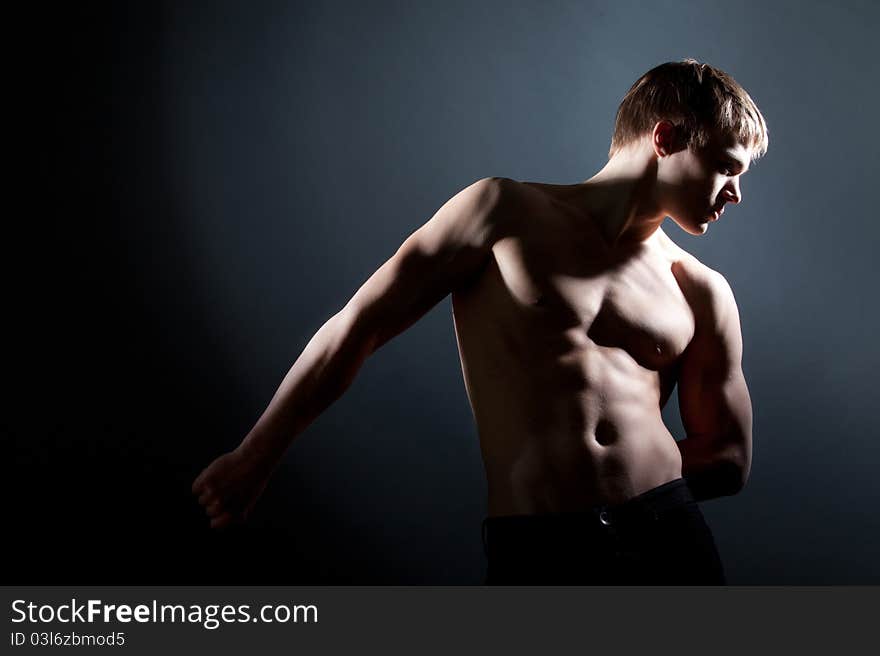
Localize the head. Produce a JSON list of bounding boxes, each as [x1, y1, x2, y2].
[[609, 59, 769, 235]]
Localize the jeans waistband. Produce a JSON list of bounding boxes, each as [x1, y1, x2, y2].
[[481, 477, 695, 553], [612, 476, 694, 519]]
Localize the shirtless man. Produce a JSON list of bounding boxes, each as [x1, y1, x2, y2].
[[193, 59, 768, 585]]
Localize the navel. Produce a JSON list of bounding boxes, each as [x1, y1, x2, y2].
[[594, 419, 618, 446]]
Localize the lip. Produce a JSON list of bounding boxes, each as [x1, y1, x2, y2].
[[710, 207, 724, 221]]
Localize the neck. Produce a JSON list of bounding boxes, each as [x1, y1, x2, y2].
[[570, 148, 667, 248]]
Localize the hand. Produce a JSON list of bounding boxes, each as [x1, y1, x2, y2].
[[191, 446, 278, 529]]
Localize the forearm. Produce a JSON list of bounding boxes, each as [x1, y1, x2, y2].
[[241, 308, 375, 462], [677, 436, 748, 502]]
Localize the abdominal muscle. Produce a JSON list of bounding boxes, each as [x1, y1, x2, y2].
[[455, 317, 684, 517], [450, 219, 687, 517]]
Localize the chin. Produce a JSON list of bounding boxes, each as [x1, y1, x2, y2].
[[671, 217, 708, 236]]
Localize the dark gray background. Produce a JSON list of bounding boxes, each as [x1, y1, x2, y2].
[[9, 0, 878, 584]]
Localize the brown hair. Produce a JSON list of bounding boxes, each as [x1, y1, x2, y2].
[[608, 58, 769, 161]]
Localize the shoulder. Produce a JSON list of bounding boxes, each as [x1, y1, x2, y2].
[[671, 254, 738, 330], [451, 176, 540, 240], [412, 176, 529, 259], [449, 177, 525, 226], [672, 257, 744, 374], [424, 177, 507, 243], [448, 177, 507, 215], [483, 176, 553, 209]]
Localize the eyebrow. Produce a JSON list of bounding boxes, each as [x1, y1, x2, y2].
[[724, 153, 750, 174]]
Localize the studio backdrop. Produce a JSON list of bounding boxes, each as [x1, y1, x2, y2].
[[9, 0, 878, 584]]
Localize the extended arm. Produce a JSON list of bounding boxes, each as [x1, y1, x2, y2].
[[674, 265, 753, 502], [241, 176, 504, 459], [192, 177, 505, 527]]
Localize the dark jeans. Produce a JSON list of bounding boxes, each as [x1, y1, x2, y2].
[[481, 477, 726, 585]]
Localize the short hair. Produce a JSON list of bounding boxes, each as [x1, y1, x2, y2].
[[608, 58, 769, 161]]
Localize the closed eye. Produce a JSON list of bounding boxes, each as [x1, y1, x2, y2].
[[721, 159, 749, 177]]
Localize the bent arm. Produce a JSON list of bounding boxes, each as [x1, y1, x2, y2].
[[674, 267, 753, 502], [241, 177, 505, 461], [677, 369, 753, 502]]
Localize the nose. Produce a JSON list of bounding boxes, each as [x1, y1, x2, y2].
[[724, 179, 742, 204]]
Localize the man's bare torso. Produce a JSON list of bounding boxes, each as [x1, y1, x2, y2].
[[451, 179, 706, 517]]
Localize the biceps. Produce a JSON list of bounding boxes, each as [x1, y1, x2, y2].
[[679, 363, 753, 447], [345, 180, 501, 351], [348, 238, 486, 351]]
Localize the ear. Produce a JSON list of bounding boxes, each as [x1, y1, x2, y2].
[[652, 121, 678, 157]]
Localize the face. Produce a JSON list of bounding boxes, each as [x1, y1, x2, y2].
[[657, 129, 752, 235]]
